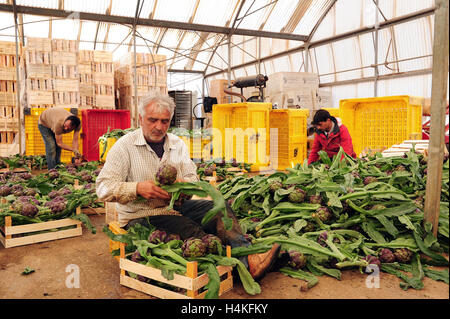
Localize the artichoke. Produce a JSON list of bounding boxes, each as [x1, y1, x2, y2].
[[131, 249, 145, 263], [20, 203, 38, 217], [309, 194, 322, 204], [58, 187, 72, 196], [317, 231, 328, 247], [303, 221, 316, 233], [48, 169, 59, 179], [363, 255, 381, 267], [0, 185, 11, 196], [203, 166, 215, 176], [20, 172, 33, 180], [269, 180, 283, 193], [363, 176, 378, 185], [315, 206, 332, 222], [181, 237, 207, 258], [379, 248, 396, 263], [148, 230, 168, 244], [394, 248, 413, 263], [288, 187, 306, 203], [201, 234, 222, 254], [17, 196, 40, 206], [156, 164, 178, 185], [48, 190, 60, 199], [22, 188, 37, 196], [165, 233, 181, 242], [288, 250, 307, 269]]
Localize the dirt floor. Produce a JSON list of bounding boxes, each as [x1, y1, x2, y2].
[[0, 214, 448, 300]]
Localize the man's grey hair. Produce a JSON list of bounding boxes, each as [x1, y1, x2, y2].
[[138, 90, 176, 119]]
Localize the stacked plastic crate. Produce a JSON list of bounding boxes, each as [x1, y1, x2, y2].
[[115, 53, 167, 121], [0, 41, 20, 156]]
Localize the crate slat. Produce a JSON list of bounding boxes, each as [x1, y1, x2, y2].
[[120, 258, 194, 290], [120, 275, 191, 299]]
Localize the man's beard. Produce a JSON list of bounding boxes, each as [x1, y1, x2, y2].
[[144, 130, 165, 142]]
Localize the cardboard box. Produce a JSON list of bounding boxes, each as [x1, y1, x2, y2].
[[266, 72, 319, 95]]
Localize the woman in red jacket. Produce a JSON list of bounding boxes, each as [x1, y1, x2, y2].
[[308, 109, 356, 165]]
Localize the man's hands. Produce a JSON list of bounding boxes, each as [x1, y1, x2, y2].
[[73, 149, 82, 158], [136, 180, 170, 200]]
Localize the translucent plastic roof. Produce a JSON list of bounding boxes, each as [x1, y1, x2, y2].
[[0, 0, 440, 101]]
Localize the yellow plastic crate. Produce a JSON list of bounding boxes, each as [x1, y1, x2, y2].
[[339, 96, 423, 156], [322, 107, 340, 118], [25, 107, 83, 163], [212, 102, 271, 171], [270, 109, 309, 170], [191, 136, 212, 161], [99, 137, 118, 162]]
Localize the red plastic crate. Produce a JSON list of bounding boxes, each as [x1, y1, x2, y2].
[[81, 109, 131, 161]]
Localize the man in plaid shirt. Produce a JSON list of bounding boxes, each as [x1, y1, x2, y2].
[[96, 90, 281, 280]]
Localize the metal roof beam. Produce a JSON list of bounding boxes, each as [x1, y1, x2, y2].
[[205, 6, 436, 78], [0, 3, 308, 41]]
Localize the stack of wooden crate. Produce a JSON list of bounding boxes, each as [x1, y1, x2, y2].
[[78, 50, 94, 109], [0, 41, 20, 156], [22, 37, 54, 108], [78, 50, 115, 109], [115, 52, 167, 119], [51, 39, 79, 108]]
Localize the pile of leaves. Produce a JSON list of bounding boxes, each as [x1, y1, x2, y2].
[[0, 154, 47, 171], [103, 222, 269, 298], [0, 161, 103, 234], [217, 147, 449, 290]]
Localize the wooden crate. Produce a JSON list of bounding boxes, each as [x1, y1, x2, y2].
[[26, 64, 52, 78], [0, 41, 19, 55], [109, 221, 233, 299], [80, 83, 94, 96], [27, 90, 54, 105], [26, 78, 54, 91], [0, 131, 16, 144], [26, 37, 52, 52], [94, 95, 115, 108], [52, 65, 78, 79], [53, 91, 80, 106], [54, 78, 79, 92], [52, 39, 78, 52], [0, 119, 19, 132], [52, 51, 77, 66], [0, 67, 16, 81], [24, 50, 52, 65], [0, 93, 16, 106], [78, 50, 94, 63], [93, 50, 113, 63], [78, 64, 93, 76], [0, 204, 83, 248], [93, 73, 114, 86]]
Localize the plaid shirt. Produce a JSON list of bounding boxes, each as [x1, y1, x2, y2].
[[95, 128, 198, 227]]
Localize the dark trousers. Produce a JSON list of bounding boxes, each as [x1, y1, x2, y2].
[[126, 199, 250, 250], [38, 124, 61, 169]]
